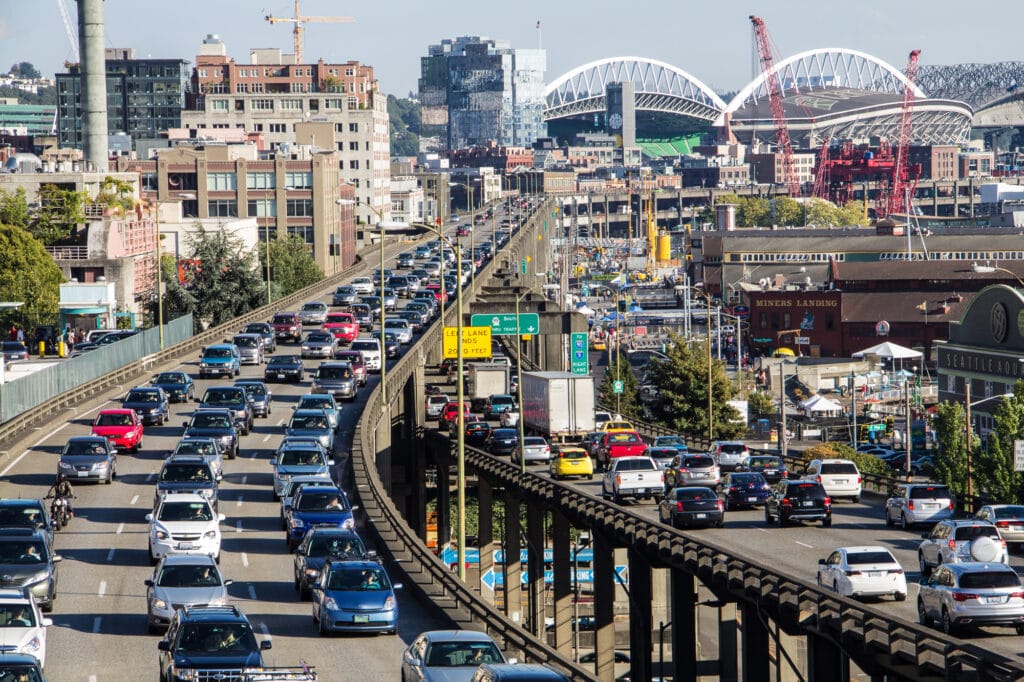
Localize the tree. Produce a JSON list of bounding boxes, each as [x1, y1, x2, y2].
[[596, 348, 642, 418], [181, 226, 265, 331], [261, 235, 323, 298], [974, 383, 1024, 504], [774, 196, 803, 226], [644, 335, 743, 439], [747, 389, 776, 419], [797, 442, 890, 477], [737, 197, 770, 227], [31, 184, 86, 245], [388, 95, 421, 157], [9, 62, 40, 79], [0, 188, 30, 228], [0, 225, 63, 330], [931, 401, 973, 498]]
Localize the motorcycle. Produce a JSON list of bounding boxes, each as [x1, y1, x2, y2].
[[48, 495, 71, 530]]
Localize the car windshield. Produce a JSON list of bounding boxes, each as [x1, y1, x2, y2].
[[657, 437, 686, 446], [299, 397, 334, 411], [718, 444, 747, 454], [176, 623, 257, 655], [954, 525, 1000, 541], [269, 356, 301, 367], [993, 506, 1024, 519], [326, 566, 388, 591], [279, 449, 325, 466], [617, 459, 656, 471], [237, 384, 267, 398], [273, 315, 295, 325], [96, 413, 134, 426], [155, 372, 187, 384], [425, 641, 504, 667], [64, 440, 107, 456], [128, 391, 160, 403], [846, 551, 895, 565], [161, 464, 211, 482], [233, 337, 258, 348], [820, 463, 858, 475], [158, 501, 213, 522], [675, 489, 716, 501], [0, 507, 44, 530], [296, 492, 347, 512], [290, 415, 329, 430], [244, 324, 269, 334], [910, 486, 951, 500], [0, 541, 46, 564], [307, 535, 363, 558], [351, 341, 377, 352], [191, 414, 231, 429], [729, 473, 764, 485], [317, 367, 352, 380], [524, 438, 546, 446], [959, 571, 1022, 589], [157, 564, 222, 587], [0, 666, 43, 682], [204, 390, 243, 405], [0, 604, 36, 627], [750, 458, 782, 468], [306, 333, 332, 343], [492, 429, 516, 438], [787, 483, 825, 501], [303, 303, 324, 312], [177, 442, 216, 457], [204, 348, 233, 359]]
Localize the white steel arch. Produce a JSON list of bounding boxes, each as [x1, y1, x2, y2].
[[717, 47, 927, 125], [544, 57, 727, 123]]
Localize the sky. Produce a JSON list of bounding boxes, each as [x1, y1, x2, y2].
[[2, 0, 1023, 97]]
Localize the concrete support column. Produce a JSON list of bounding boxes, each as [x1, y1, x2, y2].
[[435, 454, 451, 563], [776, 626, 804, 682], [375, 408, 393, 496], [740, 602, 770, 682], [718, 603, 738, 681], [477, 477, 494, 603], [670, 570, 697, 682], [591, 530, 616, 682], [526, 504, 546, 637], [501, 492, 522, 624], [550, 510, 572, 658], [78, 0, 109, 172], [627, 547, 653, 682], [807, 633, 848, 682]]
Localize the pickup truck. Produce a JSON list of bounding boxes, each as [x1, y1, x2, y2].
[[595, 431, 648, 472], [601, 456, 664, 504]]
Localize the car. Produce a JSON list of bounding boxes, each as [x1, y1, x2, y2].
[[181, 410, 239, 460], [884, 483, 954, 530], [718, 472, 772, 509], [293, 528, 367, 599], [270, 443, 334, 500], [485, 395, 517, 421], [404, 301, 433, 323], [665, 453, 721, 491], [299, 301, 329, 326], [230, 333, 264, 365], [397, 309, 427, 333], [461, 419, 492, 446], [0, 500, 53, 543], [350, 304, 375, 332], [197, 344, 240, 378], [157, 605, 270, 680], [387, 276, 411, 298], [361, 296, 384, 318], [597, 420, 635, 433], [402, 630, 509, 681], [382, 288, 399, 311], [332, 285, 360, 307], [517, 436, 551, 464], [652, 435, 688, 453], [58, 435, 117, 484], [155, 456, 218, 510], [396, 253, 416, 269], [169, 438, 224, 482], [300, 330, 339, 359], [334, 350, 368, 386], [295, 393, 341, 431], [0, 341, 28, 364], [383, 318, 413, 344], [735, 455, 789, 483], [151, 371, 196, 403], [323, 312, 359, 345], [583, 431, 605, 459], [311, 559, 401, 635], [817, 546, 907, 601], [284, 486, 356, 551], [710, 441, 750, 472], [595, 431, 648, 471], [145, 555, 232, 633], [146, 493, 225, 565], [351, 276, 374, 294], [0, 529, 62, 612], [917, 562, 1024, 635], [198, 386, 253, 436], [487, 428, 519, 456], [239, 321, 276, 353], [0, 587, 52, 666], [0, 654, 44, 681], [279, 473, 334, 530], [975, 504, 1024, 550], [764, 480, 832, 527], [805, 458, 862, 503], [91, 408, 144, 453], [312, 361, 357, 400], [271, 311, 303, 343], [285, 409, 335, 453], [426, 394, 451, 420], [439, 401, 471, 431], [549, 445, 593, 481], [918, 520, 1009, 575], [371, 330, 400, 358], [265, 354, 304, 383], [857, 444, 896, 459], [234, 379, 272, 418], [647, 446, 678, 470], [121, 386, 170, 426], [658, 487, 725, 528], [469, 665, 570, 682]]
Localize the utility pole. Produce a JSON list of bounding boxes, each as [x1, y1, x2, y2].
[[965, 382, 974, 499], [779, 362, 788, 459]]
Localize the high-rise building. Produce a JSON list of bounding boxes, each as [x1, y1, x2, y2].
[[419, 36, 546, 151], [56, 48, 190, 150]]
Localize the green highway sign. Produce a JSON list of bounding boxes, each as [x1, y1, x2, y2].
[[471, 313, 541, 336], [570, 332, 588, 375], [613, 380, 624, 394]]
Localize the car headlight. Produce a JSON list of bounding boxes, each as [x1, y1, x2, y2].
[[154, 529, 169, 540], [277, 473, 291, 483], [302, 346, 311, 351], [324, 597, 338, 610], [58, 462, 73, 470], [93, 461, 109, 471], [342, 517, 355, 530], [384, 596, 396, 611], [204, 529, 218, 539], [20, 635, 42, 653], [304, 568, 320, 579], [288, 518, 305, 530], [200, 489, 214, 499], [200, 362, 209, 368], [152, 598, 169, 611], [25, 570, 50, 586]]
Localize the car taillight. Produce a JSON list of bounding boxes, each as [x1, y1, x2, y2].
[[781, 497, 792, 507], [678, 468, 689, 474], [1009, 591, 1024, 599], [823, 497, 831, 507], [845, 570, 862, 576], [948, 539, 956, 550], [857, 476, 863, 484], [888, 568, 904, 575], [952, 592, 979, 602], [996, 521, 1011, 528], [717, 500, 724, 511], [815, 475, 822, 484], [908, 500, 915, 510], [676, 501, 684, 512], [762, 484, 771, 491], [948, 501, 955, 511], [781, 470, 788, 478], [729, 486, 737, 492]]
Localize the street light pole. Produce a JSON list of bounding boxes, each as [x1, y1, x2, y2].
[[264, 187, 273, 306], [454, 233, 467, 581]]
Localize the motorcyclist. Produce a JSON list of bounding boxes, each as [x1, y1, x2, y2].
[[45, 479, 75, 518]]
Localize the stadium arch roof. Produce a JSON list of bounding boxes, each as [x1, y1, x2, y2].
[[544, 57, 727, 123]]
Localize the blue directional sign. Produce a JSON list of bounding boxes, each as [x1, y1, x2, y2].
[[480, 565, 627, 589], [570, 332, 589, 375]]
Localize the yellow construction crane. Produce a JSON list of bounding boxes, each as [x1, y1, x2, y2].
[[265, 0, 354, 65]]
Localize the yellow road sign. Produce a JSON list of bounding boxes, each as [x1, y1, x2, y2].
[[443, 326, 492, 359]]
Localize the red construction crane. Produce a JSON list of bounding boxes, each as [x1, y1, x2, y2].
[[750, 15, 800, 197], [885, 49, 922, 217], [811, 136, 831, 200]]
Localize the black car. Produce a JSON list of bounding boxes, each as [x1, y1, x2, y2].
[[397, 310, 426, 333], [151, 371, 196, 403], [158, 605, 270, 681], [234, 379, 272, 418], [487, 428, 519, 455], [122, 386, 170, 425], [199, 386, 253, 435], [265, 354, 304, 383], [293, 527, 368, 598], [658, 487, 724, 529], [396, 253, 415, 269], [155, 455, 219, 510], [736, 455, 789, 483], [718, 472, 772, 510], [461, 419, 492, 446], [240, 322, 276, 353], [182, 410, 239, 459], [764, 480, 832, 527]]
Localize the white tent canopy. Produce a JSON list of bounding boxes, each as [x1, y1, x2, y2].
[[800, 394, 843, 413], [852, 341, 923, 360]]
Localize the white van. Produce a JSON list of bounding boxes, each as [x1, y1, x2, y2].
[[806, 459, 862, 503]]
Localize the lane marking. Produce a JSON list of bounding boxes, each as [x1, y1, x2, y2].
[[794, 541, 814, 549], [276, 418, 284, 427], [236, 495, 244, 508], [235, 521, 243, 534], [89, 676, 97, 682], [146, 472, 156, 483], [91, 617, 101, 634], [242, 552, 249, 568], [105, 548, 115, 562], [756, 528, 769, 534], [241, 475, 248, 485], [262, 434, 271, 443], [130, 495, 139, 506], [259, 623, 270, 637], [98, 581, 106, 598], [248, 585, 257, 600], [116, 522, 124, 535]]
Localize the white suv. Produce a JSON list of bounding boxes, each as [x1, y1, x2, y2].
[[0, 588, 51, 666], [350, 338, 382, 372], [806, 459, 862, 503], [710, 441, 750, 472], [146, 493, 225, 564], [918, 520, 1009, 575]]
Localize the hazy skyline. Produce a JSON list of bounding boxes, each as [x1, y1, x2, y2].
[[2, 1, 1023, 98]]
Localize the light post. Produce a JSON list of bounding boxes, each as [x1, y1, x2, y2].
[[156, 232, 164, 350], [514, 286, 542, 475], [450, 179, 479, 288], [694, 284, 715, 443]]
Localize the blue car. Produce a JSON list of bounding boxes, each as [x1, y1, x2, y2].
[[198, 343, 241, 378], [311, 559, 401, 635], [718, 472, 772, 510], [121, 386, 170, 425], [284, 485, 356, 550], [151, 371, 195, 403], [653, 435, 689, 454]]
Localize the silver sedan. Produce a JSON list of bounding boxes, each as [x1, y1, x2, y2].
[[300, 331, 338, 359], [976, 504, 1024, 548]]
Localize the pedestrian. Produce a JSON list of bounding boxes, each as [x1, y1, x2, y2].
[[7, 326, 14, 342], [15, 327, 23, 345]]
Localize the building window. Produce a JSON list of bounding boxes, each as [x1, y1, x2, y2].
[[325, 99, 343, 110], [759, 312, 768, 329], [235, 83, 249, 93], [287, 225, 315, 243], [251, 99, 273, 111], [206, 172, 237, 191], [344, 68, 354, 76], [246, 172, 275, 190], [247, 199, 277, 217], [208, 199, 238, 217], [348, 141, 358, 151], [349, 160, 359, 170], [285, 171, 312, 189], [269, 123, 287, 133], [280, 99, 303, 111], [782, 313, 791, 328], [348, 123, 358, 133], [239, 69, 247, 77], [211, 99, 228, 111], [286, 199, 313, 217]]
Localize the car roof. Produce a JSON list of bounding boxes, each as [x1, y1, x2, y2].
[[160, 492, 211, 503], [419, 629, 497, 643], [98, 408, 136, 415], [159, 554, 218, 567], [297, 485, 343, 494], [67, 435, 109, 442], [206, 343, 236, 350], [838, 545, 893, 554], [234, 379, 267, 386], [945, 561, 1018, 575], [0, 500, 42, 509], [292, 409, 330, 417]]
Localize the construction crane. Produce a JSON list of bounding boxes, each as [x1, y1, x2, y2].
[[57, 0, 79, 62], [265, 0, 354, 65], [886, 49, 922, 218], [811, 136, 831, 200], [749, 15, 800, 197]]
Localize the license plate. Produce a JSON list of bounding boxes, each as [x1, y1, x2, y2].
[[696, 513, 707, 519], [747, 497, 758, 502], [985, 596, 1006, 604], [802, 501, 814, 507], [923, 503, 938, 509], [835, 479, 847, 484], [868, 571, 883, 577], [77, 471, 88, 477], [277, 374, 285, 379], [1014, 525, 1024, 531], [177, 543, 195, 550], [353, 614, 369, 623]]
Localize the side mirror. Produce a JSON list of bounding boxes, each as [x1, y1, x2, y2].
[[351, 505, 360, 512], [328, 460, 335, 466], [817, 559, 825, 565], [41, 618, 53, 627], [224, 579, 234, 586], [158, 641, 171, 652], [284, 505, 292, 512], [183, 422, 189, 428], [52, 555, 63, 563], [144, 579, 154, 587], [217, 513, 226, 522], [260, 640, 272, 651], [507, 658, 518, 665], [393, 583, 403, 590], [145, 513, 154, 522]]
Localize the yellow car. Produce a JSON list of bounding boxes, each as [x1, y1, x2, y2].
[[549, 446, 594, 480], [599, 421, 635, 433], [590, 337, 607, 351]]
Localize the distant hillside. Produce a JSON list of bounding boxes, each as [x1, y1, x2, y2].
[[388, 95, 421, 157]]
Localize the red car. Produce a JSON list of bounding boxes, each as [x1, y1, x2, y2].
[[91, 408, 144, 453], [323, 312, 359, 344]]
